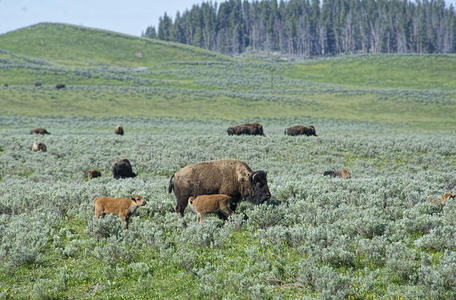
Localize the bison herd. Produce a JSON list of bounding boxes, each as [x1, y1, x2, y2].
[[25, 121, 454, 229]]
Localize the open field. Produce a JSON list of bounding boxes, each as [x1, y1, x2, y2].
[[1, 23, 456, 299]]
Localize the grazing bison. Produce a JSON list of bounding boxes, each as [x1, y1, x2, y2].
[[227, 122, 265, 136], [112, 159, 137, 179], [114, 125, 124, 135], [32, 142, 47, 152], [188, 194, 234, 222], [323, 168, 350, 179], [93, 195, 146, 229], [168, 159, 271, 217], [35, 82, 42, 87], [427, 193, 456, 206], [30, 128, 50, 135], [285, 125, 317, 136], [88, 169, 101, 180], [55, 83, 65, 89]]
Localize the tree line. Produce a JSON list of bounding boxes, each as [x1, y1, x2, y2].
[[143, 0, 456, 56]]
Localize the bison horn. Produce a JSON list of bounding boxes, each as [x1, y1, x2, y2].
[[252, 172, 258, 183]]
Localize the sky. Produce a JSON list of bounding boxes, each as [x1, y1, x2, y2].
[[1, 0, 456, 37], [0, 0, 207, 36]]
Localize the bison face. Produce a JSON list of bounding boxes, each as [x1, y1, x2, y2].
[[248, 171, 271, 204]]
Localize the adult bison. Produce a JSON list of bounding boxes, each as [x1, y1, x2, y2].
[[168, 159, 271, 217], [227, 122, 265, 136], [30, 128, 50, 135], [114, 125, 124, 135], [112, 159, 137, 179], [55, 84, 65, 89], [285, 125, 317, 136]]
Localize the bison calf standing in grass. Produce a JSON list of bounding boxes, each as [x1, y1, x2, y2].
[[323, 168, 350, 179], [188, 194, 234, 222], [32, 142, 47, 152], [114, 125, 124, 135], [88, 169, 101, 179], [93, 195, 146, 229], [30, 128, 50, 135], [427, 193, 456, 206]]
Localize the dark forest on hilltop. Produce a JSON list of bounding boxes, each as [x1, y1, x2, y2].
[[144, 0, 456, 56]]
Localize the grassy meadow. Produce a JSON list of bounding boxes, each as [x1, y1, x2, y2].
[[1, 23, 456, 299]]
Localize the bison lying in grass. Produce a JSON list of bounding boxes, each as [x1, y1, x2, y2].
[[88, 169, 101, 180], [55, 83, 65, 89], [188, 194, 234, 222], [323, 168, 350, 179], [285, 125, 317, 136], [32, 142, 47, 152], [93, 195, 146, 229], [114, 125, 124, 135], [112, 159, 137, 179], [30, 128, 50, 135], [227, 122, 265, 136], [168, 158, 271, 218]]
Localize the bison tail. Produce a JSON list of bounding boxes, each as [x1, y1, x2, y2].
[[168, 174, 175, 193]]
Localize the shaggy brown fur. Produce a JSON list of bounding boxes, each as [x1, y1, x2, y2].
[[114, 125, 124, 135], [112, 159, 136, 179], [188, 194, 234, 222], [323, 168, 350, 179], [227, 122, 265, 136], [93, 195, 146, 229], [30, 128, 50, 135], [32, 142, 47, 152], [427, 193, 456, 206], [55, 83, 65, 89], [88, 169, 101, 179], [168, 159, 271, 217], [285, 125, 317, 136]]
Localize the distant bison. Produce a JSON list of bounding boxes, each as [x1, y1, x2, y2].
[[112, 159, 137, 179], [30, 128, 50, 135], [35, 82, 42, 87], [93, 195, 146, 229], [32, 142, 47, 152], [323, 168, 350, 179], [88, 169, 101, 180], [285, 125, 317, 136], [55, 83, 65, 89], [227, 122, 265, 136], [188, 194, 234, 222], [427, 193, 456, 206], [168, 158, 271, 217], [114, 125, 124, 135]]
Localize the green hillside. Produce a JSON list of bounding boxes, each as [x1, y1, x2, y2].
[[0, 23, 455, 130], [0, 23, 229, 67]]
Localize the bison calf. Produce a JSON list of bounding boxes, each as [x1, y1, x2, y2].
[[188, 194, 234, 222], [114, 125, 124, 135], [30, 128, 50, 135], [88, 169, 101, 179], [32, 142, 47, 152], [93, 195, 146, 229], [427, 193, 456, 206], [323, 168, 350, 179]]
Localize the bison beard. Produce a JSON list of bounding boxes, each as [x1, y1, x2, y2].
[[112, 159, 137, 179], [168, 159, 271, 217]]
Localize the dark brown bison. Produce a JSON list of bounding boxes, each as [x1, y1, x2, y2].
[[112, 159, 137, 179], [55, 83, 65, 89], [227, 122, 265, 136], [323, 168, 350, 179], [88, 169, 101, 179], [114, 125, 124, 135], [32, 142, 47, 152], [35, 82, 42, 87], [168, 159, 271, 217], [285, 125, 317, 136], [30, 128, 50, 135]]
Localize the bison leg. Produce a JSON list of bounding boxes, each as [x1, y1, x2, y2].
[[174, 189, 190, 217]]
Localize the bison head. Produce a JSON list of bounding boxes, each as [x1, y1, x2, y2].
[[247, 170, 271, 204]]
